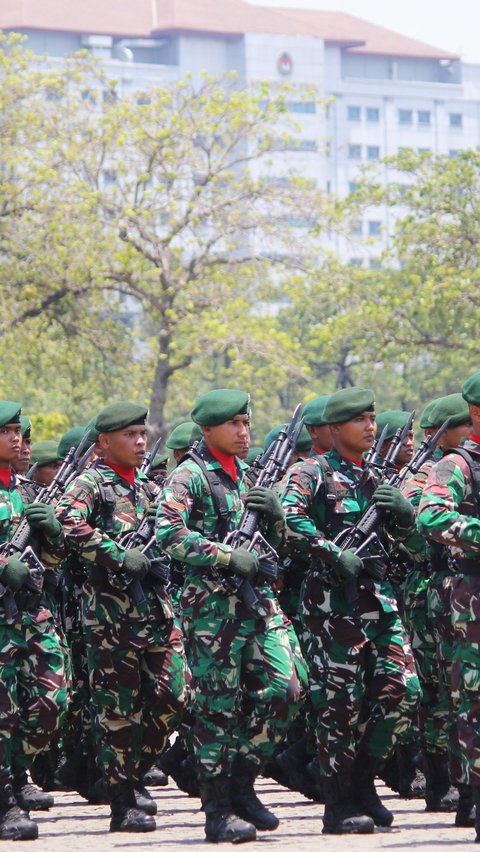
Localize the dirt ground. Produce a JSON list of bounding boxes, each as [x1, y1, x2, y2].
[[7, 777, 476, 851]]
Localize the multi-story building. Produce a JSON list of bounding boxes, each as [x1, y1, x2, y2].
[[2, 0, 478, 264]]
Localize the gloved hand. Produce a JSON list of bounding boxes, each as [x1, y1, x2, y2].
[[228, 546, 259, 581], [122, 548, 150, 582], [333, 549, 363, 582], [244, 487, 284, 523], [24, 503, 62, 538], [372, 484, 415, 527], [1, 555, 29, 592]]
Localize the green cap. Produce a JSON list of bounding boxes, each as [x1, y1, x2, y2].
[[463, 372, 480, 406], [20, 415, 32, 439], [0, 402, 21, 427], [31, 440, 59, 467], [84, 416, 99, 444], [419, 399, 439, 430], [303, 395, 330, 426], [375, 410, 413, 442], [429, 393, 471, 429], [263, 423, 312, 453], [191, 389, 250, 427], [245, 445, 263, 465], [151, 451, 169, 470], [323, 388, 375, 425], [165, 421, 202, 450], [58, 426, 86, 460], [94, 402, 148, 434]]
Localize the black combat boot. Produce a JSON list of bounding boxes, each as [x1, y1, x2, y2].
[[133, 784, 158, 816], [230, 757, 279, 831], [454, 784, 475, 827], [322, 773, 374, 834], [13, 771, 54, 812], [109, 781, 156, 833], [423, 750, 459, 812], [200, 776, 256, 843], [272, 736, 323, 801], [143, 759, 168, 787], [352, 751, 394, 827], [397, 744, 426, 798], [472, 785, 480, 842], [0, 782, 38, 840], [158, 737, 199, 796]]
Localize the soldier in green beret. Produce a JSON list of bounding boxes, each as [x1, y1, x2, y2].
[[375, 410, 415, 469], [165, 422, 202, 465], [263, 423, 312, 464], [56, 401, 188, 833], [156, 388, 302, 843], [11, 417, 32, 477], [280, 387, 422, 834], [30, 441, 62, 488], [303, 394, 332, 456], [0, 401, 68, 839]]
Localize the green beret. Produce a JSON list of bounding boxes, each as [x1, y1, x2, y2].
[[245, 445, 263, 465], [94, 402, 148, 434], [429, 393, 471, 429], [57, 426, 87, 460], [419, 399, 439, 430], [151, 451, 169, 469], [263, 424, 312, 453], [323, 388, 375, 425], [463, 372, 480, 406], [0, 401, 21, 427], [84, 416, 99, 444], [165, 421, 202, 450], [375, 410, 413, 442], [191, 389, 250, 427], [20, 416, 32, 439], [303, 395, 330, 426], [31, 440, 59, 467]]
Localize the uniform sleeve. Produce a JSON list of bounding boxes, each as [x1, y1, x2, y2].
[[155, 465, 232, 568], [279, 459, 342, 563], [417, 455, 480, 552], [56, 475, 127, 571]]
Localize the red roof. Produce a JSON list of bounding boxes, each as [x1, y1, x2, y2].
[[0, 0, 459, 60]]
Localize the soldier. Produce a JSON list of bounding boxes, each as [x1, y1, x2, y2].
[[11, 416, 32, 477], [165, 421, 202, 466], [263, 423, 312, 466], [156, 388, 303, 844], [56, 402, 188, 833], [0, 401, 68, 840], [29, 441, 62, 488], [280, 387, 422, 834], [417, 372, 480, 842]]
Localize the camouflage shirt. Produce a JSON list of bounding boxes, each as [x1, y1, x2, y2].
[[280, 448, 423, 615], [57, 460, 172, 625], [418, 438, 480, 560]]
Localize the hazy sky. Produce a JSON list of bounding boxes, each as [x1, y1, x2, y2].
[[248, 0, 480, 63]]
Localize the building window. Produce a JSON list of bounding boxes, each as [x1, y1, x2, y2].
[[398, 109, 413, 125], [348, 144, 362, 159], [367, 145, 380, 161], [450, 112, 463, 127], [417, 110, 431, 125], [350, 220, 362, 236], [347, 105, 361, 121], [368, 220, 381, 236], [350, 258, 363, 267], [288, 101, 316, 114], [366, 107, 380, 123]]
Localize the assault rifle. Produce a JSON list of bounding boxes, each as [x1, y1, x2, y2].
[[335, 413, 450, 603], [362, 423, 390, 477], [223, 403, 305, 609], [0, 431, 95, 618], [117, 443, 171, 606]]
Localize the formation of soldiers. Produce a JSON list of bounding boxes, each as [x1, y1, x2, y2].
[[1, 376, 480, 842]]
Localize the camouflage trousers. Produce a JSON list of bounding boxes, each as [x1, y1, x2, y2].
[[85, 617, 189, 786], [450, 574, 480, 785], [181, 578, 304, 780], [0, 617, 68, 787], [306, 603, 421, 776]]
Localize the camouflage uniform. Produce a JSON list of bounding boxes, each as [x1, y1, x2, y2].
[[417, 437, 480, 786], [56, 460, 188, 787], [0, 474, 68, 789], [155, 440, 303, 781], [280, 448, 422, 778]]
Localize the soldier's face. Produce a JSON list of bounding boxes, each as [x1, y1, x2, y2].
[[306, 424, 333, 453], [396, 430, 415, 465], [203, 415, 250, 457], [441, 422, 472, 450], [0, 423, 22, 466], [99, 426, 148, 468], [331, 411, 376, 457], [12, 436, 32, 473], [33, 460, 62, 487]]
